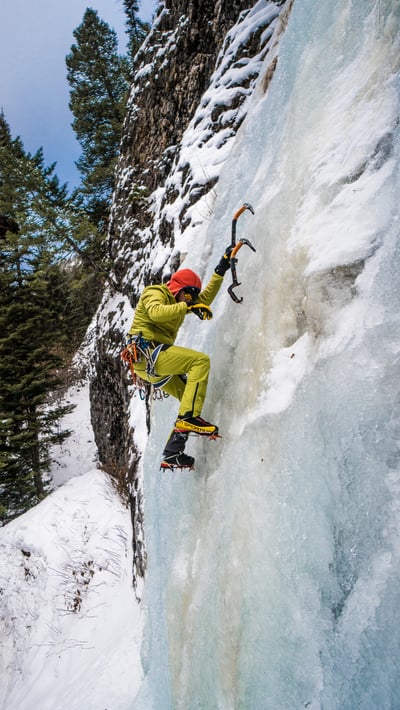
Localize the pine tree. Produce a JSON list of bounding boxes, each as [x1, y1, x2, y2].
[[0, 248, 74, 519], [123, 0, 150, 67], [0, 110, 113, 288], [0, 115, 76, 522], [66, 9, 130, 229]]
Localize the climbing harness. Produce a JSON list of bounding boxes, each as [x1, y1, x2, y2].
[[120, 334, 171, 401], [228, 202, 256, 303]]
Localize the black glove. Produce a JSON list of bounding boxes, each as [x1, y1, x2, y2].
[[187, 303, 213, 320], [214, 245, 233, 276]]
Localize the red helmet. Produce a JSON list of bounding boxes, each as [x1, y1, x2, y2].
[[167, 269, 202, 296]]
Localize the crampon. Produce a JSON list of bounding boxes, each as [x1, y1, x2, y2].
[[175, 429, 221, 441], [160, 452, 195, 471]]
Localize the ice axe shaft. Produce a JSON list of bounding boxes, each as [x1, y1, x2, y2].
[[228, 203, 255, 303]]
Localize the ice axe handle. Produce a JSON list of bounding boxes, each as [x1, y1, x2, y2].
[[227, 260, 243, 303], [228, 284, 243, 304], [228, 203, 255, 303], [228, 240, 256, 303], [231, 203, 254, 247]]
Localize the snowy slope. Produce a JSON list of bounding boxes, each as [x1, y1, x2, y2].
[[0, 470, 143, 710], [49, 382, 97, 488]]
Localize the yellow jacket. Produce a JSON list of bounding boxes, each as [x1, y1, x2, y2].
[[128, 272, 223, 344]]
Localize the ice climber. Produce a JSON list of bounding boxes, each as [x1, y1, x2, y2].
[[126, 247, 233, 470]]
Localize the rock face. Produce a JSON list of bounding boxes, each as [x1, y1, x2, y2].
[[121, 1, 254, 186], [109, 0, 285, 293], [89, 0, 292, 585]]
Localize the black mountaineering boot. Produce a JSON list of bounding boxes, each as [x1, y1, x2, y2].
[[163, 429, 188, 455], [161, 429, 193, 470]]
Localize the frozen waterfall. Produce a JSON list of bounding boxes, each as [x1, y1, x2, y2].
[[135, 0, 400, 708]]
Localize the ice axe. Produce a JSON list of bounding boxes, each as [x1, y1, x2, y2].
[[228, 202, 256, 303]]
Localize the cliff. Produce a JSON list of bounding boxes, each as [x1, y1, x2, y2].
[[88, 0, 292, 583]]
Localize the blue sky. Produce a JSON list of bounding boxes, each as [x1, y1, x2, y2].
[[0, 0, 156, 190]]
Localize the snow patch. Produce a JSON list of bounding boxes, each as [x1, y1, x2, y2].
[[0, 471, 143, 710]]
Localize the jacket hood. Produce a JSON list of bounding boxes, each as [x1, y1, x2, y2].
[[167, 269, 202, 296]]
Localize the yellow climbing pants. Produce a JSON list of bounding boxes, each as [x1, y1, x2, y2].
[[134, 345, 210, 418]]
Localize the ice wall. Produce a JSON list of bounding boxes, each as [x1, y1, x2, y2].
[[135, 0, 400, 707]]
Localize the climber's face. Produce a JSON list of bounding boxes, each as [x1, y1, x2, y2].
[[178, 286, 200, 304]]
